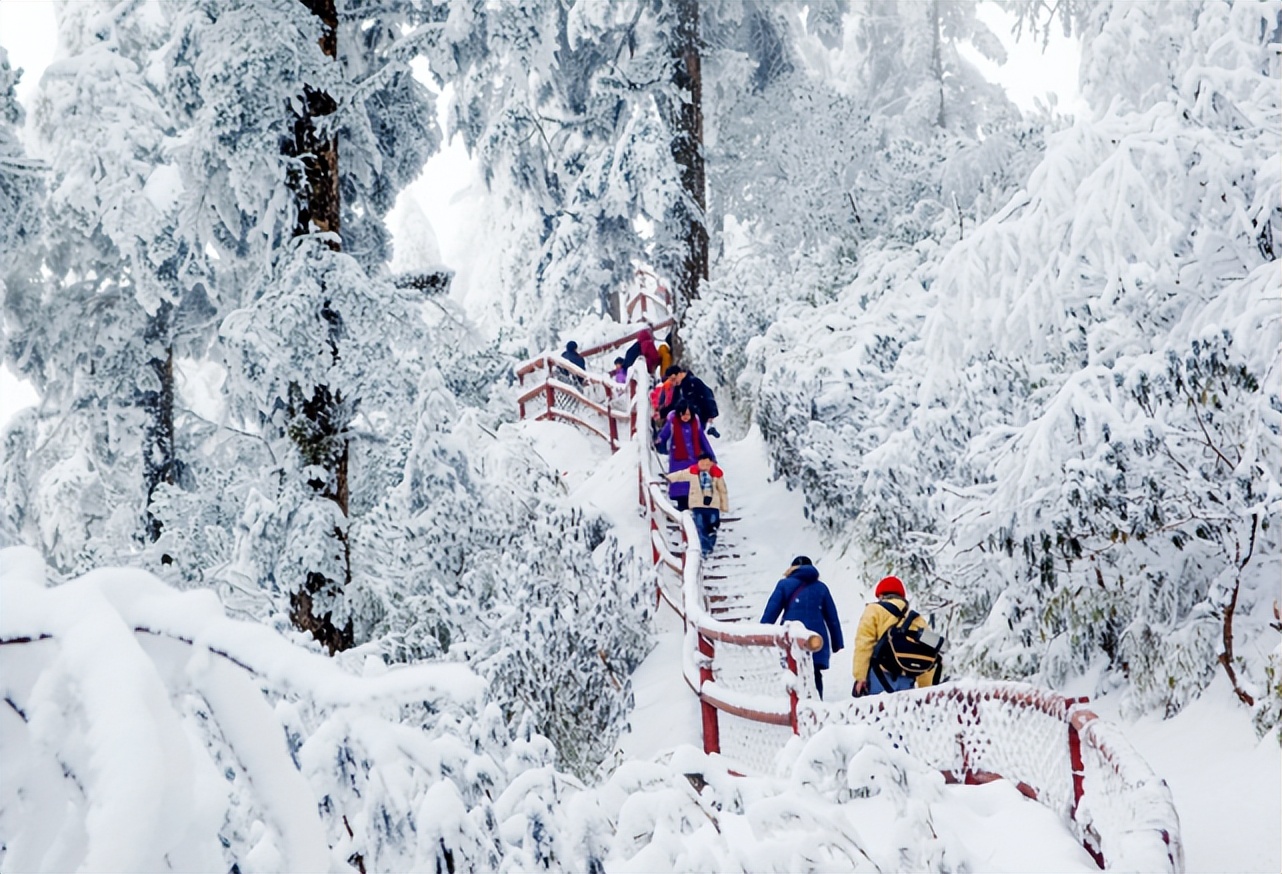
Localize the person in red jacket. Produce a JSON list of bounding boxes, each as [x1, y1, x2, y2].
[[620, 323, 661, 376]]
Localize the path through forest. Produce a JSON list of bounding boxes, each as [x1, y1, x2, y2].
[[518, 414, 1280, 872]]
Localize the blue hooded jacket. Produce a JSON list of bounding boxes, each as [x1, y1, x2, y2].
[[761, 564, 844, 669]]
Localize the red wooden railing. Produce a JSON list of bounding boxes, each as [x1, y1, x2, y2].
[[517, 280, 1184, 873]]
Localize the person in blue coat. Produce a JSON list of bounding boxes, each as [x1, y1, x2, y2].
[[761, 556, 844, 699]]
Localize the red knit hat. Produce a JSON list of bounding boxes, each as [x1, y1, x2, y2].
[[875, 575, 905, 598]]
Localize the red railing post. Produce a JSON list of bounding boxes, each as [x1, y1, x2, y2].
[[607, 381, 619, 452], [785, 645, 800, 734], [1067, 697, 1089, 815], [1067, 698, 1106, 869], [698, 633, 720, 754], [544, 360, 555, 420]]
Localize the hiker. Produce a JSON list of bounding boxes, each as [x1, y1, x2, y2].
[[654, 403, 715, 510], [558, 340, 587, 384], [611, 357, 628, 384], [669, 366, 720, 438], [852, 575, 941, 696], [761, 557, 843, 699], [663, 453, 728, 556], [657, 333, 674, 375], [561, 340, 587, 372], [620, 323, 662, 376], [650, 370, 678, 425]]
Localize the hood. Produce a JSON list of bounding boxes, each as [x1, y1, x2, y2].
[[789, 564, 819, 584]]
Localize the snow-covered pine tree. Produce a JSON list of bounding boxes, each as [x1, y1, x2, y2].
[[151, 0, 444, 650], [0, 46, 42, 296], [916, 0, 1282, 723], [1, 3, 213, 573], [739, 0, 1280, 727], [436, 0, 696, 347], [0, 48, 46, 548], [684, 0, 1035, 411]]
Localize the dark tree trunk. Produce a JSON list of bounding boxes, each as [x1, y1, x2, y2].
[[931, 0, 946, 129], [142, 302, 175, 547], [668, 0, 707, 362], [285, 0, 353, 654]]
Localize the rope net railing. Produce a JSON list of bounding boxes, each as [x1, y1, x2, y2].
[[517, 279, 1183, 873], [801, 682, 1183, 871]]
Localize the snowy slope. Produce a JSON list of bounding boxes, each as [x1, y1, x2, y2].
[[534, 416, 1281, 873]]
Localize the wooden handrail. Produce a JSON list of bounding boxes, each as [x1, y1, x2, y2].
[[514, 317, 675, 377]]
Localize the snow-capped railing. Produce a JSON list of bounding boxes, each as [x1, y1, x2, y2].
[[515, 356, 629, 450], [634, 359, 822, 774], [626, 269, 672, 322], [802, 682, 1184, 872], [514, 317, 674, 452]]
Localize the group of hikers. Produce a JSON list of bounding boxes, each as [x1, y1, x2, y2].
[[762, 562, 943, 700], [559, 324, 944, 702]]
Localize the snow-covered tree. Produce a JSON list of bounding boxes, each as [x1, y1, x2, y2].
[[738, 0, 1281, 727], [1, 2, 213, 573], [0, 47, 43, 295]]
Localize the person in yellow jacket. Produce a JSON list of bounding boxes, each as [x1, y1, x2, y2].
[[852, 575, 939, 695], [657, 340, 673, 376]]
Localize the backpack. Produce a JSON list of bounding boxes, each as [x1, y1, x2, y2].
[[870, 600, 945, 680]]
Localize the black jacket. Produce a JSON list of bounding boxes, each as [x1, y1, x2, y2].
[[674, 374, 718, 421]]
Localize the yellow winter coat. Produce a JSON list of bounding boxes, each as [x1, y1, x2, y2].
[[852, 595, 938, 687], [657, 342, 673, 375]]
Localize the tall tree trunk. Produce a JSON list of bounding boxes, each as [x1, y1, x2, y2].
[[669, 0, 707, 361], [285, 0, 353, 654], [142, 302, 175, 548]]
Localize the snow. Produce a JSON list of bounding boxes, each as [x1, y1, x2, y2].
[[0, 365, 1276, 872], [2, 2, 1278, 870], [537, 419, 1281, 873]]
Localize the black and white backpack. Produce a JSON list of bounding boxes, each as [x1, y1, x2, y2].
[[871, 600, 946, 680]]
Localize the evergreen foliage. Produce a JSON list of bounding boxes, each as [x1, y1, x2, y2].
[[732, 0, 1280, 726]]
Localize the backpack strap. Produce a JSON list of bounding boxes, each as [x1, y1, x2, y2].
[[877, 599, 906, 620]]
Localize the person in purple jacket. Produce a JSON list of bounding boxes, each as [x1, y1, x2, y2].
[[761, 556, 844, 699], [654, 403, 715, 511]]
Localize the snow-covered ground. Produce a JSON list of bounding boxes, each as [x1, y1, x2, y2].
[[531, 417, 1281, 873]]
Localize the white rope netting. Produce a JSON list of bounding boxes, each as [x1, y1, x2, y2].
[[716, 711, 796, 776]]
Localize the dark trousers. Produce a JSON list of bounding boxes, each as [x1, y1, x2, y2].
[[691, 507, 720, 556], [814, 663, 825, 699], [621, 341, 642, 370]]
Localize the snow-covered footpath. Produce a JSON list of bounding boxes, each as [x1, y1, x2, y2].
[[546, 419, 1281, 873]]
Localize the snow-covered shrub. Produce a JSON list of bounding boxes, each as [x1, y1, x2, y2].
[[349, 383, 651, 779]]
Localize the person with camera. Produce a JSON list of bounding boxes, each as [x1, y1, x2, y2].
[[653, 403, 715, 511], [663, 452, 728, 557]]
